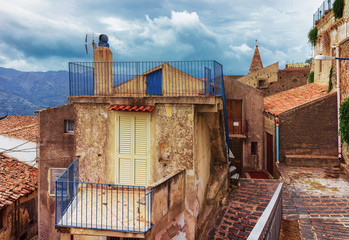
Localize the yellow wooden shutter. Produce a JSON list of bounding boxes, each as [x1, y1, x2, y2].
[[116, 112, 149, 186], [134, 115, 148, 185], [117, 115, 133, 185]]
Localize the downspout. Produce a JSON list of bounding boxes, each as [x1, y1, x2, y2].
[[336, 46, 342, 159], [275, 117, 280, 164]]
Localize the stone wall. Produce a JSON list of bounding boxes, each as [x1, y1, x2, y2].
[[38, 104, 76, 240], [314, 0, 349, 85], [279, 93, 338, 162], [264, 68, 309, 96], [237, 63, 279, 88]]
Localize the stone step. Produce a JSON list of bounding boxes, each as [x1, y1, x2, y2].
[[284, 154, 339, 167], [230, 173, 239, 180], [229, 166, 237, 174]]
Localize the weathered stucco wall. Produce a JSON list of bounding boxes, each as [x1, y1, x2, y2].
[[152, 104, 194, 182], [75, 103, 109, 183], [0, 192, 38, 240], [224, 76, 264, 170], [38, 104, 75, 240]]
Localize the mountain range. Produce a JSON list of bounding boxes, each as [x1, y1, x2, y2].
[[0, 67, 69, 116]]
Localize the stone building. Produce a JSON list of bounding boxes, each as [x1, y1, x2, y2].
[[264, 83, 338, 170], [312, 0, 349, 172], [38, 36, 230, 240], [236, 45, 310, 96]]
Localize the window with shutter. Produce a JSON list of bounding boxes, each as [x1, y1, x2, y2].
[[115, 112, 150, 186]]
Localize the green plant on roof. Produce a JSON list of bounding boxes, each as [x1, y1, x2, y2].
[[340, 98, 349, 144], [327, 66, 333, 93], [308, 27, 318, 48], [308, 71, 314, 83], [333, 0, 344, 20]]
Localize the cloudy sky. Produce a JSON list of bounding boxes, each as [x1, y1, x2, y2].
[[0, 0, 323, 75]]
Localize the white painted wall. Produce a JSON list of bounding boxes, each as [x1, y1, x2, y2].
[[0, 135, 37, 168]]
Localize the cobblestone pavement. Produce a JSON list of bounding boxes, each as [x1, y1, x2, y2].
[[206, 179, 280, 240], [280, 166, 349, 240]]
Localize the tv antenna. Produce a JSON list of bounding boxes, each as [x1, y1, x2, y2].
[[85, 33, 100, 55]]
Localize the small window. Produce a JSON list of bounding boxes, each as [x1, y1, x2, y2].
[[258, 80, 266, 88], [64, 120, 74, 133], [251, 142, 258, 155], [49, 168, 67, 196]]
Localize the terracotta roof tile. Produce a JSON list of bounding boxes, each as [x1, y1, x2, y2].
[[108, 105, 155, 112], [0, 154, 38, 210], [264, 84, 333, 116], [0, 116, 38, 142]]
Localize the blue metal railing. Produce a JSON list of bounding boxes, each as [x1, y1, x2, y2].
[[313, 0, 335, 26], [69, 61, 223, 97], [55, 157, 153, 233]]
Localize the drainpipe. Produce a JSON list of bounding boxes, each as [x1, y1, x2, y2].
[[275, 117, 280, 164], [336, 46, 342, 159]]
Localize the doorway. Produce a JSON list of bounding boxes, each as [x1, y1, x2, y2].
[[266, 133, 274, 175]]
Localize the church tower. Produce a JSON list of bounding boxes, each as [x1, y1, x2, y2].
[[248, 45, 263, 74]]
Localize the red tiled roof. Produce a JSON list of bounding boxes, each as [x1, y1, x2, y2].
[[0, 154, 38, 209], [264, 84, 333, 116], [0, 116, 38, 142], [108, 105, 155, 112]]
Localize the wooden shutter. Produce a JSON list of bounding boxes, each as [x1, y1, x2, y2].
[[117, 115, 133, 185], [116, 113, 149, 186]]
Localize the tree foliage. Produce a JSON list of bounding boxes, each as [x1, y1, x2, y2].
[[340, 98, 349, 144], [308, 71, 314, 83], [308, 27, 318, 47], [333, 0, 344, 20]]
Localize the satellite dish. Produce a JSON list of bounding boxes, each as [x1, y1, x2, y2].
[[85, 33, 100, 55]]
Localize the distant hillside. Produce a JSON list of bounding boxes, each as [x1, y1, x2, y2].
[[0, 67, 69, 116]]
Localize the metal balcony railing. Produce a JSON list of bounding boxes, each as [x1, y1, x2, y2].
[[313, 0, 335, 26], [55, 157, 153, 233], [68, 61, 223, 97]]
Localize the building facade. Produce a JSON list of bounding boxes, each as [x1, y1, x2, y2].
[[38, 38, 230, 240]]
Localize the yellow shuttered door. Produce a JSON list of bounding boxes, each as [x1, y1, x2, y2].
[[116, 112, 150, 186]]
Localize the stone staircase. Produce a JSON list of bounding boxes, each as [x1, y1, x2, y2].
[[228, 149, 240, 186]]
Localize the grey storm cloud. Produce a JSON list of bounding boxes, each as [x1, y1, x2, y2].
[[0, 0, 323, 74]]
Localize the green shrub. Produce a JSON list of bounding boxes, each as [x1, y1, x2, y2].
[[292, 78, 298, 82], [333, 0, 344, 20], [308, 27, 318, 47], [340, 98, 349, 144], [327, 66, 333, 93], [308, 71, 314, 83]]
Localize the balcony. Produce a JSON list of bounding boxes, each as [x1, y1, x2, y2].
[[313, 0, 334, 27], [228, 119, 248, 138], [68, 61, 223, 97], [55, 157, 153, 235]]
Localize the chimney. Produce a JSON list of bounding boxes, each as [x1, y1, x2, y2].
[[94, 34, 113, 95]]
